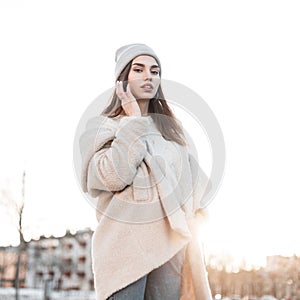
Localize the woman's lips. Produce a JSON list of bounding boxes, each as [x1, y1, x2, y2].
[[141, 83, 154, 91]]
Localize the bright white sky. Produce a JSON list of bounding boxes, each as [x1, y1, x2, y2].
[[1, 0, 300, 268]]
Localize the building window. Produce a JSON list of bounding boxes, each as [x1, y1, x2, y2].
[[78, 256, 86, 263]]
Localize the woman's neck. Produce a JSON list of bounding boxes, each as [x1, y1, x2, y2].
[[137, 99, 150, 116]]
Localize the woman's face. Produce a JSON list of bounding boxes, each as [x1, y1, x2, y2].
[[127, 55, 161, 100]]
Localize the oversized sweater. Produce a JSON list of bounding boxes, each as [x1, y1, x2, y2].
[[79, 114, 212, 300]]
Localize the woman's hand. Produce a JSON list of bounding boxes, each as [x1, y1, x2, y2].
[[116, 81, 141, 117]]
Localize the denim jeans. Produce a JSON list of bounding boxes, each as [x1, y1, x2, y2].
[[107, 247, 186, 300]]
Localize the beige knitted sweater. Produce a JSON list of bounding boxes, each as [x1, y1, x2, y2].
[[79, 114, 212, 300]]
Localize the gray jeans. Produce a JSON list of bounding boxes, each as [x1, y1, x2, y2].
[[107, 247, 186, 300]]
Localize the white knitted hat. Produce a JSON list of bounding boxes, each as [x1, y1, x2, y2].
[[114, 43, 161, 80]]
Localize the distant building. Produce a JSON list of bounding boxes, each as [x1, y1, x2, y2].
[[0, 246, 26, 288], [0, 229, 94, 291], [266, 254, 300, 274]]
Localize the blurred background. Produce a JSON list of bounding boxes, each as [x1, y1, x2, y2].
[[1, 0, 299, 299]]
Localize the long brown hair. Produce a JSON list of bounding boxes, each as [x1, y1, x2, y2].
[[101, 60, 186, 146]]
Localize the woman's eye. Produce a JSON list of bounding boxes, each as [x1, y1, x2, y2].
[[133, 68, 143, 73], [151, 70, 159, 75]]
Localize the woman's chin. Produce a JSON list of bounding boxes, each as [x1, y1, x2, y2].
[[136, 92, 156, 100], [136, 96, 153, 101]]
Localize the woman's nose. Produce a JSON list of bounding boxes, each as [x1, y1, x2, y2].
[[143, 69, 153, 80]]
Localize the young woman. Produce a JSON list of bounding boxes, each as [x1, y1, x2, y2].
[[79, 44, 212, 300]]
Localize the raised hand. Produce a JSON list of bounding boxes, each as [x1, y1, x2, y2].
[[116, 81, 141, 117]]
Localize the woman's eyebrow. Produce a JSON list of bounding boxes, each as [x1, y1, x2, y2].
[[132, 63, 160, 69]]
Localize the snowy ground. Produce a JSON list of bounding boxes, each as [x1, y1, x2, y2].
[[0, 288, 95, 300]]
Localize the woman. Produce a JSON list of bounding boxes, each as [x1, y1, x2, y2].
[[79, 43, 212, 300]]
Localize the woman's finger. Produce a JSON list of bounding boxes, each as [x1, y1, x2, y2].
[[116, 81, 140, 116], [125, 83, 136, 103], [116, 81, 125, 100], [125, 82, 131, 96]]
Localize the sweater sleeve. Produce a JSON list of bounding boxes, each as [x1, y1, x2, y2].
[[86, 116, 151, 193]]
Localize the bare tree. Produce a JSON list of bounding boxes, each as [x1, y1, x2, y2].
[[14, 171, 26, 300], [0, 171, 27, 300]]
